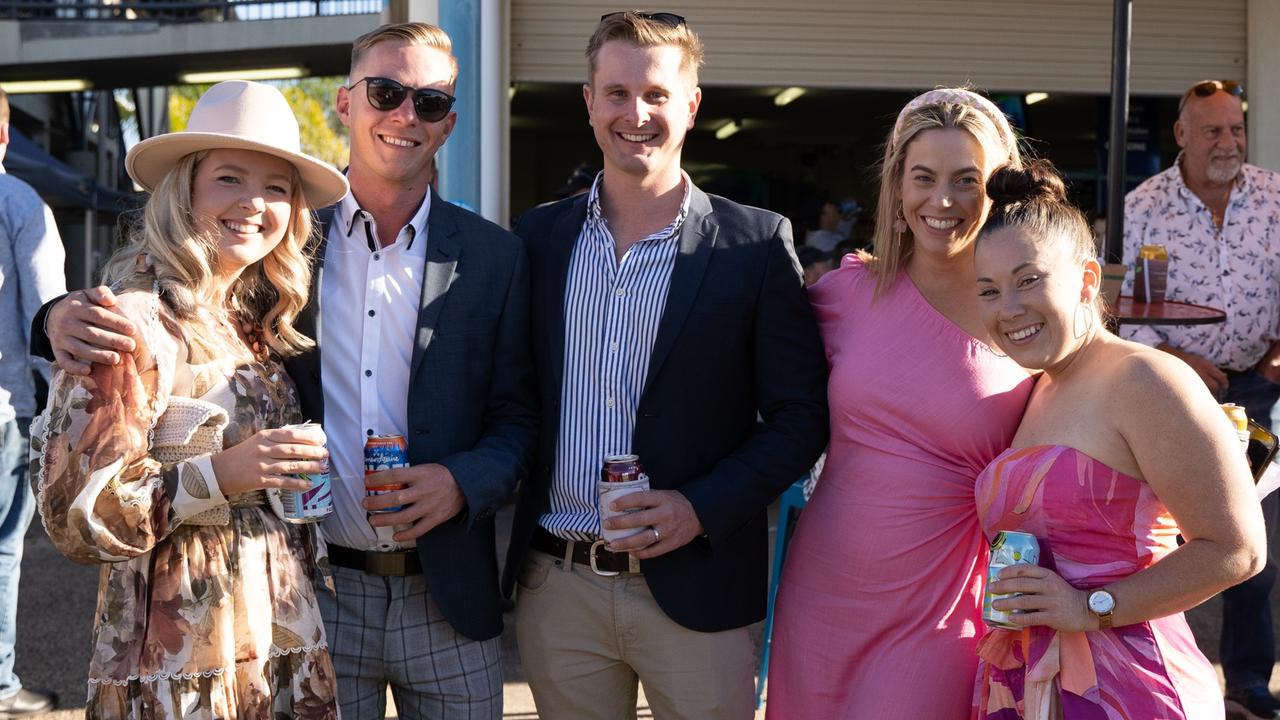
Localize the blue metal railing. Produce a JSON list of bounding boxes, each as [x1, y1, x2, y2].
[[0, 0, 382, 22]]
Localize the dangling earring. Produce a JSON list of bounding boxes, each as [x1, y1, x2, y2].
[[1073, 302, 1096, 339], [893, 207, 907, 235]]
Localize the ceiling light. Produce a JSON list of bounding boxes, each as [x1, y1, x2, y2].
[[1243, 100, 1249, 112], [509, 84, 517, 101], [0, 79, 91, 94], [1025, 92, 1049, 105], [178, 67, 307, 84], [715, 120, 740, 140], [774, 87, 806, 107]]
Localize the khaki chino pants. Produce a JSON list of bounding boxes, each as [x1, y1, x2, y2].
[[514, 548, 755, 720]]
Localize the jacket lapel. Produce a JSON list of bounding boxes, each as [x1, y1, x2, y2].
[[642, 186, 716, 393], [305, 206, 335, 344], [410, 189, 461, 379], [545, 196, 588, 410]]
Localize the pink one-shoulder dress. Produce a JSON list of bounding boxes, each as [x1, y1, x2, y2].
[[765, 257, 1032, 719], [973, 444, 1223, 720]]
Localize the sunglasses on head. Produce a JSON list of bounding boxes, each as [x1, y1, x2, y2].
[[1179, 80, 1244, 113], [599, 11, 685, 27], [348, 76, 456, 123]]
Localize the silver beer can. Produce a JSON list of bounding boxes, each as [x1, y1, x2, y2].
[[279, 422, 334, 524], [982, 530, 1040, 629]]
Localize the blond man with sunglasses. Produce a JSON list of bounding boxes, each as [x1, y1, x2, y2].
[[1121, 79, 1280, 720], [36, 22, 536, 720]]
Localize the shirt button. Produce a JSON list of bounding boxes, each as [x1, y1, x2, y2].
[[367, 428, 374, 436], [615, 288, 626, 297], [610, 342, 619, 352], [368, 310, 376, 317], [606, 397, 615, 408], [373, 253, 381, 261], [365, 369, 372, 377]]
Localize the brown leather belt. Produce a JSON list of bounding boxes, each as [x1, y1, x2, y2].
[[532, 527, 641, 576], [328, 544, 422, 576]]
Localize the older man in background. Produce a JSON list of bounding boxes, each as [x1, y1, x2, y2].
[[1122, 79, 1280, 720]]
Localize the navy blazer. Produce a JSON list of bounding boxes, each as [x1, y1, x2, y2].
[[502, 184, 829, 632], [288, 189, 537, 641]]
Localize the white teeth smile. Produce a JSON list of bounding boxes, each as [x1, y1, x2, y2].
[[222, 220, 260, 234], [1007, 324, 1043, 341], [380, 135, 419, 148], [924, 217, 961, 230], [620, 132, 657, 143]]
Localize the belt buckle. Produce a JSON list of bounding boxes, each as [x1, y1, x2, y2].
[[367, 551, 405, 576], [589, 540, 620, 577]]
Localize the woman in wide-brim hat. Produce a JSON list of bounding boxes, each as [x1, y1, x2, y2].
[[31, 80, 348, 719]]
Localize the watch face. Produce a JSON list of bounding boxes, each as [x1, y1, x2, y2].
[[1089, 590, 1115, 614]]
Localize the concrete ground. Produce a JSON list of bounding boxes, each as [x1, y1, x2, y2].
[[11, 502, 1278, 719]]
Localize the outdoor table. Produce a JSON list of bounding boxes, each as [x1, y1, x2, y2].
[[1110, 296, 1227, 327]]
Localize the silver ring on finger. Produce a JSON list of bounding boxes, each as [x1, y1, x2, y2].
[[651, 526, 661, 543]]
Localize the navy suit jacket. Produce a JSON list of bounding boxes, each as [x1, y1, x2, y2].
[[283, 190, 537, 641], [502, 184, 829, 632]]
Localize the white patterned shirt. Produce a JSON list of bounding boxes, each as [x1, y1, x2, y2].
[[1120, 157, 1280, 371], [540, 172, 691, 541]]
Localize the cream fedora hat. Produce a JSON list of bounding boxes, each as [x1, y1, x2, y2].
[[126, 80, 348, 208]]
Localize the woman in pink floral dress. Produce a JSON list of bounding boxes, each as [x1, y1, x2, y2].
[[971, 160, 1265, 719], [30, 81, 349, 719]]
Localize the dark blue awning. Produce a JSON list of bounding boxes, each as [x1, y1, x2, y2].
[[5, 128, 137, 213]]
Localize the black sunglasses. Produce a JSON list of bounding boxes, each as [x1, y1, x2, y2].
[[1179, 80, 1244, 113], [599, 11, 685, 27], [348, 76, 456, 123]]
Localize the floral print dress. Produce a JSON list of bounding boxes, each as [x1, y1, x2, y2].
[[30, 280, 338, 719]]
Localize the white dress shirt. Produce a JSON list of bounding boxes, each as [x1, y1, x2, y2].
[[319, 189, 431, 551]]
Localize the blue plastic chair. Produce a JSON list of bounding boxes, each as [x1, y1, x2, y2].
[[755, 476, 809, 708]]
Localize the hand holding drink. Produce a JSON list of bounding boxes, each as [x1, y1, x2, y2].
[[365, 434, 409, 514], [598, 454, 652, 545], [279, 421, 334, 523]]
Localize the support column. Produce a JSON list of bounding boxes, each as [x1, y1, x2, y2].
[[437, 0, 480, 214], [1247, 0, 1280, 171], [438, 0, 506, 223]]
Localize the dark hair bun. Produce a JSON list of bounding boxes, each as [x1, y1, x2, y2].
[[986, 159, 1068, 207]]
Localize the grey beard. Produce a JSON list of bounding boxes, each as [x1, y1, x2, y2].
[[1207, 157, 1243, 184]]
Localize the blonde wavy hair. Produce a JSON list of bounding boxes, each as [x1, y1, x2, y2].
[[101, 150, 316, 357], [863, 95, 1024, 295]]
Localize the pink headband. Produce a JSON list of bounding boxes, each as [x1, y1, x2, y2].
[[890, 88, 1018, 158]]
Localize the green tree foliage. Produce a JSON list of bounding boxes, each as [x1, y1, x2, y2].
[[168, 77, 349, 169]]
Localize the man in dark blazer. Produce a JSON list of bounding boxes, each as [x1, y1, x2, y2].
[[35, 22, 534, 720], [502, 12, 828, 720]]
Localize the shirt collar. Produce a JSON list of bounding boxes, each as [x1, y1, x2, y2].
[[585, 170, 694, 241], [336, 184, 433, 254]]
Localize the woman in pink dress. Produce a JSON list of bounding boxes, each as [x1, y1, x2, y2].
[[766, 88, 1033, 718], [971, 161, 1265, 719]]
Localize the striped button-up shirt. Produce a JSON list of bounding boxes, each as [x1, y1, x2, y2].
[[540, 172, 691, 541], [1121, 157, 1280, 371]]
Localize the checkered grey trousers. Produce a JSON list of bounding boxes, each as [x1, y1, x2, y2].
[[317, 565, 503, 719]]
